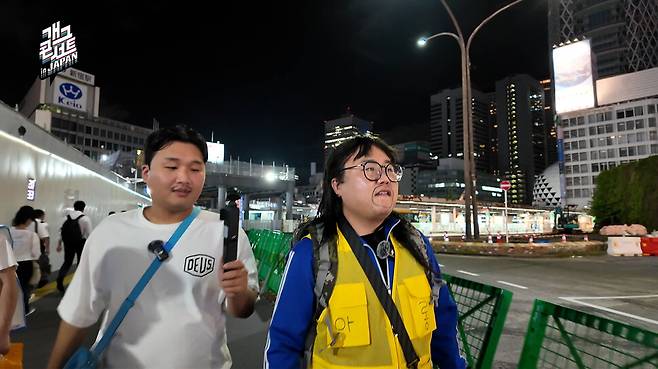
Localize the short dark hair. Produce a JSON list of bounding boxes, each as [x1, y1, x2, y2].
[[313, 135, 398, 240], [144, 125, 208, 167], [13, 205, 35, 226], [74, 200, 86, 211], [33, 209, 45, 219]]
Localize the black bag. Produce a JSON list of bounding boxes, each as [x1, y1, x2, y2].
[[61, 214, 85, 247]]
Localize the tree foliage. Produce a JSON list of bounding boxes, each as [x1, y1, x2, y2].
[[591, 155, 658, 231]]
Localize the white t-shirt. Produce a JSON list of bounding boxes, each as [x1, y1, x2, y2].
[[0, 233, 25, 331], [36, 221, 49, 239], [58, 208, 259, 369], [9, 227, 40, 262]]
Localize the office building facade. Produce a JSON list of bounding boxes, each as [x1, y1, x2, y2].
[[548, 0, 658, 78]]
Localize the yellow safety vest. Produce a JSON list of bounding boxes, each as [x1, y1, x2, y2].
[[311, 227, 436, 369]]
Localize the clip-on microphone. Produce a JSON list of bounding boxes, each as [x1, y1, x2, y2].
[[147, 240, 169, 261]]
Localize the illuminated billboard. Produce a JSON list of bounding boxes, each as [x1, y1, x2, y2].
[[207, 142, 224, 164], [552, 40, 596, 114]]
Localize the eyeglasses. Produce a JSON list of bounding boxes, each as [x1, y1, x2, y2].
[[340, 161, 404, 182]]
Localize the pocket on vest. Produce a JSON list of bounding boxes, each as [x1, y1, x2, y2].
[[399, 275, 437, 339], [325, 282, 370, 348]]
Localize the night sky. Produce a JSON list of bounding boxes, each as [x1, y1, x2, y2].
[[1, 0, 548, 181]]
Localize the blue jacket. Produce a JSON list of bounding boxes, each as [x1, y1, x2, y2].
[[264, 217, 466, 369]]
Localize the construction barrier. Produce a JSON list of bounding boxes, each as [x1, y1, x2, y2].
[[518, 299, 658, 368], [607, 236, 643, 256], [640, 237, 658, 256], [442, 274, 513, 369]]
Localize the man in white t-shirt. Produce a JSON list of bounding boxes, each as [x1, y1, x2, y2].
[[0, 229, 19, 355], [47, 126, 259, 369]]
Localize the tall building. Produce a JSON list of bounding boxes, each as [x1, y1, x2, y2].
[[486, 92, 499, 175], [18, 68, 152, 177], [496, 74, 547, 204], [398, 158, 504, 203], [429, 87, 490, 173], [541, 78, 559, 166], [548, 0, 658, 79], [324, 113, 374, 165], [392, 141, 435, 167], [559, 67, 658, 209]]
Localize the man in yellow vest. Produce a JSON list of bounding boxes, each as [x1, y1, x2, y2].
[[264, 136, 465, 369]]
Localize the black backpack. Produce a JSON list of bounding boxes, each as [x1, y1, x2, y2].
[[61, 214, 85, 247]]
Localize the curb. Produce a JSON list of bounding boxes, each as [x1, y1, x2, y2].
[[431, 240, 607, 257]]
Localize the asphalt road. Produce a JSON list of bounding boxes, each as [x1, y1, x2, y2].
[[436, 254, 658, 368]]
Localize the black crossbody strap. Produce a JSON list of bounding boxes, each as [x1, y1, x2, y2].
[[337, 216, 419, 369]]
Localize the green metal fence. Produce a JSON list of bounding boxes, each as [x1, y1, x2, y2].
[[247, 229, 291, 295], [443, 273, 513, 369], [518, 299, 658, 369]]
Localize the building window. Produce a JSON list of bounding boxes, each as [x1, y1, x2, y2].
[[579, 152, 588, 161], [100, 129, 106, 138], [84, 138, 91, 146], [591, 163, 599, 172], [617, 122, 625, 131], [77, 136, 83, 145], [648, 104, 656, 114], [566, 177, 573, 186], [605, 124, 613, 133], [580, 164, 588, 173], [626, 121, 635, 130], [616, 111, 624, 119], [651, 144, 658, 154], [628, 147, 636, 156], [574, 189, 582, 198], [573, 165, 580, 174], [635, 120, 645, 129], [589, 127, 596, 135], [591, 151, 598, 160], [566, 190, 573, 198], [619, 147, 628, 157], [93, 127, 99, 136], [634, 106, 644, 116], [649, 117, 656, 127], [638, 145, 647, 155], [85, 126, 92, 134], [121, 134, 126, 142]]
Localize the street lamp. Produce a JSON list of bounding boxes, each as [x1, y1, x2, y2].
[[418, 0, 522, 240]]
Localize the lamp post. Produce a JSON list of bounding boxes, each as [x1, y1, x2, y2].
[[418, 0, 522, 240]]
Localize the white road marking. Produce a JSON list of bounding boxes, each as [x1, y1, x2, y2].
[[562, 294, 658, 300], [497, 280, 528, 290], [457, 270, 480, 277], [559, 297, 658, 326]]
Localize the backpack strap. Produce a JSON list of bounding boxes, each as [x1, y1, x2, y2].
[[74, 214, 85, 221], [295, 221, 338, 368], [392, 218, 443, 306]]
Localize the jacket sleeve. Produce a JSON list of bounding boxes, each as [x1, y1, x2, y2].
[[264, 238, 316, 369], [423, 235, 467, 369]]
